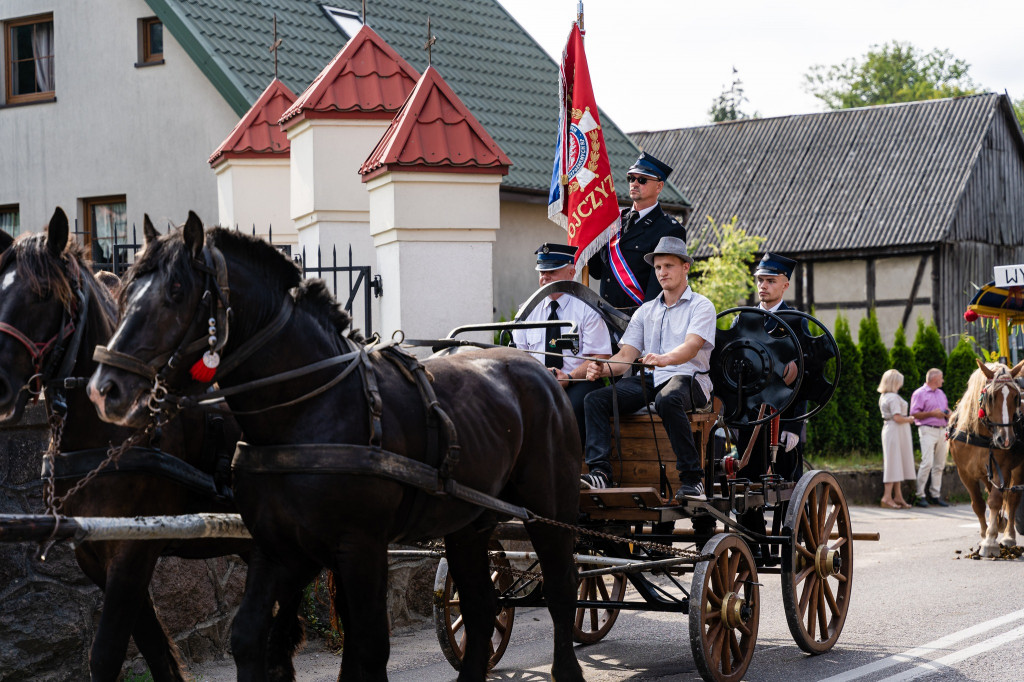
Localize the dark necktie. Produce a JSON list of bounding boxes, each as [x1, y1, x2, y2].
[[623, 210, 637, 234], [545, 300, 563, 370]]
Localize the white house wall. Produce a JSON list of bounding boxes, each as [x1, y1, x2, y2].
[[0, 0, 236, 234]]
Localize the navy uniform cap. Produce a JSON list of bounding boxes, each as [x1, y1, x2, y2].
[[754, 252, 796, 279], [535, 243, 579, 271], [628, 152, 672, 181]]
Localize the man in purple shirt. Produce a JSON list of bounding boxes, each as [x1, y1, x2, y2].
[[909, 368, 951, 507]]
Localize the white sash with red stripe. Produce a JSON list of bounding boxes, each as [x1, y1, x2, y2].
[[608, 230, 644, 305]]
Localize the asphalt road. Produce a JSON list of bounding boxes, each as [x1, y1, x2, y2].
[[193, 503, 1024, 682]]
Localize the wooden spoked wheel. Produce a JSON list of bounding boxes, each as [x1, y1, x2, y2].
[[689, 533, 759, 682], [781, 470, 853, 654], [573, 558, 627, 644], [432, 552, 516, 671]]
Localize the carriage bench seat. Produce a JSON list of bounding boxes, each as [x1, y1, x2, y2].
[[579, 397, 722, 489]]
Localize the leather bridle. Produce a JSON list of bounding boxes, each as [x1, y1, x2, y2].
[[93, 244, 235, 413], [0, 260, 91, 403], [978, 373, 1022, 431]]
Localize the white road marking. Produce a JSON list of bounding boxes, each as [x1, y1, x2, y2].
[[874, 623, 1024, 681], [817, 608, 1024, 682]]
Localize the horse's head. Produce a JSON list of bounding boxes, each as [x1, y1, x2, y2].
[[972, 358, 1024, 449], [87, 212, 217, 427], [0, 207, 109, 423]]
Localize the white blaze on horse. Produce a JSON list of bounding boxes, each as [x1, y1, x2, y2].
[[948, 358, 1024, 557]]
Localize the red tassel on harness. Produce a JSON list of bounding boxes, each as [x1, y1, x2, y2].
[[190, 351, 220, 382], [978, 408, 986, 419]]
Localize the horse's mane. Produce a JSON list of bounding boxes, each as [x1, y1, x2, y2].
[[124, 226, 362, 341], [0, 233, 116, 318], [950, 362, 1011, 434]]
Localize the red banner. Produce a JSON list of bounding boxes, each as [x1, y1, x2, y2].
[[548, 23, 620, 267]]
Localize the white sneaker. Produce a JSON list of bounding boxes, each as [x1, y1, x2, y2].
[[580, 472, 609, 490]]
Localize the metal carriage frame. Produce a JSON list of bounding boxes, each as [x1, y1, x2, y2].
[[419, 281, 867, 682]]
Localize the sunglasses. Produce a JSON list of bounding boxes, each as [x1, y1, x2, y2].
[[627, 175, 655, 185]]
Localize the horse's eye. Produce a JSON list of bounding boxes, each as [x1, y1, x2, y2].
[[170, 281, 184, 303]]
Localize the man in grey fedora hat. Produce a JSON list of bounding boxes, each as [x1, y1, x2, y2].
[[580, 236, 717, 501]]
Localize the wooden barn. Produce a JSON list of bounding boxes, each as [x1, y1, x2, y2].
[[631, 93, 1024, 351]]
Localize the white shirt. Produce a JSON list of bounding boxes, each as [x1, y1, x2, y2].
[[512, 294, 613, 374], [620, 286, 717, 398]]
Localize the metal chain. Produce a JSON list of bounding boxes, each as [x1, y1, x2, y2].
[[529, 514, 712, 562]]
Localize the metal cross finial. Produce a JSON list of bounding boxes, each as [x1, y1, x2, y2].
[[269, 14, 282, 79], [424, 17, 436, 66]]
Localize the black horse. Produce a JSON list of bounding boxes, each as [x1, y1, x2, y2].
[[0, 209, 301, 681], [87, 212, 584, 682]]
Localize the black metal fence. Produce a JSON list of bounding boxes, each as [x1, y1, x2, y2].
[[71, 220, 380, 334]]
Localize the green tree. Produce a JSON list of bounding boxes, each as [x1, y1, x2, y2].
[[688, 215, 764, 314], [889, 323, 919, 400], [945, 336, 980, 411], [709, 67, 756, 122], [834, 312, 870, 453], [804, 41, 979, 110], [912, 317, 947, 382], [1013, 96, 1024, 131], [858, 310, 890, 452]]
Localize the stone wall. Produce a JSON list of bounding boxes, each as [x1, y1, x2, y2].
[[0, 404, 247, 680]]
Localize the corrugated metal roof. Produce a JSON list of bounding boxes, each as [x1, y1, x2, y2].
[[209, 79, 296, 166], [146, 0, 688, 206], [279, 25, 419, 125], [630, 95, 1006, 257], [360, 65, 511, 179]]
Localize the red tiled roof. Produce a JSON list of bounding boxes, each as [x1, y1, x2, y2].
[[279, 25, 419, 127], [209, 79, 296, 167], [359, 66, 512, 180]]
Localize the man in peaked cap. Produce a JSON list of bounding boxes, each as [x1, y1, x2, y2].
[[735, 251, 806, 560], [587, 152, 687, 310], [581, 236, 717, 501], [512, 243, 612, 452]]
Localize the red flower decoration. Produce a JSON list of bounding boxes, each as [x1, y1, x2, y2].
[[964, 309, 979, 322]]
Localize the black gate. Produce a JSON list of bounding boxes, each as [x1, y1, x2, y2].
[[72, 220, 380, 335]]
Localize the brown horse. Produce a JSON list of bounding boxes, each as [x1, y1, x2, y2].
[[87, 213, 584, 682], [948, 359, 1024, 557], [0, 209, 300, 681]]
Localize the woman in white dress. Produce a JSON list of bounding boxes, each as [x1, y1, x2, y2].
[[878, 369, 915, 508]]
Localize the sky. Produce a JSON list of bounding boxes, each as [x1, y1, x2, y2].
[[498, 0, 1024, 133]]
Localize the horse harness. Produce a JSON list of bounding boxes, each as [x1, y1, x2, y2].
[[947, 372, 1024, 494], [89, 242, 537, 529], [3, 256, 236, 514]]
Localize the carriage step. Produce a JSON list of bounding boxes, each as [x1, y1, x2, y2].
[[579, 487, 664, 511]]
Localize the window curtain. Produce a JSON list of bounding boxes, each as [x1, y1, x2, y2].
[[31, 21, 53, 92], [0, 212, 19, 237], [91, 202, 126, 264]]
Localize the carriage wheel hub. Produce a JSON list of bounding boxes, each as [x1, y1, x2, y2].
[[815, 545, 840, 578], [721, 592, 751, 628]]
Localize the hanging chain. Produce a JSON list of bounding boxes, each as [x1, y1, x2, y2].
[[530, 514, 712, 562]]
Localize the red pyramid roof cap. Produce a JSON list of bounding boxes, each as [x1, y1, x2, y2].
[[209, 79, 297, 166], [279, 25, 419, 127], [359, 66, 512, 180]]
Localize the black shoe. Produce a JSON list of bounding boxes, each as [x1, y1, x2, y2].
[[914, 498, 930, 508], [580, 471, 610, 490], [927, 497, 950, 507], [674, 480, 705, 502]]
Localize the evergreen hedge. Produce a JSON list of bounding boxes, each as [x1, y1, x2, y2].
[[945, 336, 980, 412], [889, 324, 919, 401], [858, 311, 890, 452], [912, 317, 947, 380]]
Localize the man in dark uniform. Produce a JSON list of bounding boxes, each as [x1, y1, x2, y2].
[[736, 252, 807, 560], [587, 152, 686, 309]]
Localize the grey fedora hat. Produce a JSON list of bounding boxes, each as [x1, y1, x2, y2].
[[643, 236, 693, 265]]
